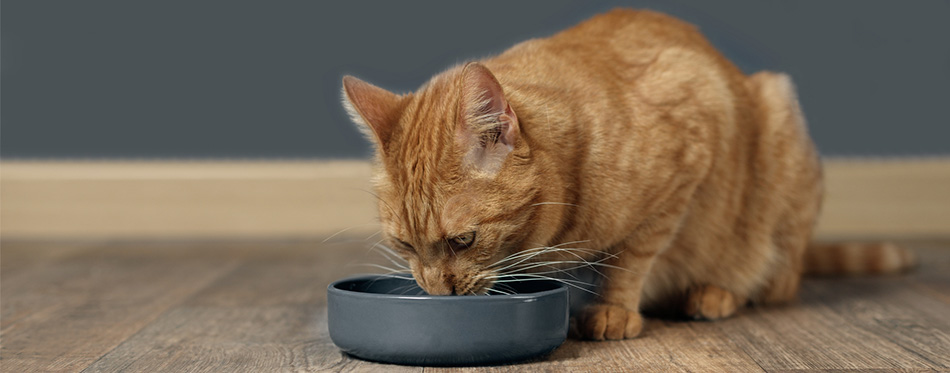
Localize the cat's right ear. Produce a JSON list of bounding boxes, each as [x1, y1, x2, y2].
[[341, 76, 408, 151], [456, 63, 520, 175]]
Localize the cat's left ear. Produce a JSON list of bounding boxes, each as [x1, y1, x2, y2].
[[457, 62, 520, 174], [341, 76, 408, 152]]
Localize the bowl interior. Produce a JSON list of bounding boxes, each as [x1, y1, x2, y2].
[[332, 275, 563, 297]]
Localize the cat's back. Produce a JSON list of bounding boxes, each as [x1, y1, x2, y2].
[[494, 9, 732, 73], [552, 8, 710, 50], [488, 8, 744, 117]]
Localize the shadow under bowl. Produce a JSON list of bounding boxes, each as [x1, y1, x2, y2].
[[327, 275, 569, 366]]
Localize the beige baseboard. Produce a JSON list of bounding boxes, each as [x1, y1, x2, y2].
[[1, 161, 379, 240], [816, 158, 950, 239], [2, 158, 949, 240]]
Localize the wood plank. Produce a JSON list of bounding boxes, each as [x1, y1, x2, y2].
[[715, 306, 936, 371], [81, 240, 419, 372], [714, 271, 949, 371], [427, 334, 687, 373], [406, 319, 764, 372], [2, 239, 948, 371], [81, 306, 420, 373], [904, 244, 950, 304], [0, 241, 96, 279], [181, 238, 393, 308], [653, 320, 765, 372], [556, 320, 761, 372], [803, 277, 950, 368], [0, 243, 243, 372], [167, 240, 763, 372]]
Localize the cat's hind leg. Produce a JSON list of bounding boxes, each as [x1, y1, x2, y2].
[[758, 267, 802, 304], [745, 70, 821, 305], [685, 284, 748, 320], [756, 214, 812, 305]]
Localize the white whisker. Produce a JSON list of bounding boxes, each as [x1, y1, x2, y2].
[[389, 283, 419, 294], [504, 247, 609, 264], [530, 202, 579, 207], [351, 263, 410, 275], [489, 274, 599, 295], [364, 238, 386, 255], [371, 243, 410, 270], [320, 223, 382, 243], [500, 240, 592, 257], [489, 273, 592, 284], [488, 244, 591, 269], [485, 287, 513, 296], [490, 246, 601, 273], [500, 253, 627, 277], [364, 230, 381, 240], [502, 260, 585, 280], [504, 261, 596, 279]]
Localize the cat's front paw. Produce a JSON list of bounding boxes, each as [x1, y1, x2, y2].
[[577, 303, 643, 340]]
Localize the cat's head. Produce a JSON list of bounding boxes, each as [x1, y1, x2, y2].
[[342, 63, 542, 295]]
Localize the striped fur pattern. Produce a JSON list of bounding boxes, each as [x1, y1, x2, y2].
[[805, 242, 916, 275], [341, 9, 913, 340]]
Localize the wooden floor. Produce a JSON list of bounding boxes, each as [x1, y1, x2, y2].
[[2, 238, 949, 372]]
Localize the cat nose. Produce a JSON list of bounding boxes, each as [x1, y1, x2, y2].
[[419, 268, 455, 295], [444, 273, 458, 295], [422, 282, 454, 295]]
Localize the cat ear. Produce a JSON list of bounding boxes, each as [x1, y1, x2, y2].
[[342, 76, 407, 150], [457, 62, 520, 174]]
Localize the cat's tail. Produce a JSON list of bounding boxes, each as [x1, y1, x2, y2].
[[803, 242, 916, 275]]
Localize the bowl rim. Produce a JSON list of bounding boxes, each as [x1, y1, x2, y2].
[[327, 274, 569, 302]]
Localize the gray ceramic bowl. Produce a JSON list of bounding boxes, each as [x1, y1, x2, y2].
[[327, 275, 569, 366]]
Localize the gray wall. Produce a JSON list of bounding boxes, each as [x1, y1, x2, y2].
[[2, 0, 948, 159]]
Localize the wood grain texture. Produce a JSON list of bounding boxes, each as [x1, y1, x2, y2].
[[78, 240, 420, 373], [2, 159, 949, 240], [0, 244, 243, 372], [1, 239, 948, 372]]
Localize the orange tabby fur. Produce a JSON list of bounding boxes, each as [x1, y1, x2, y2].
[[342, 9, 914, 340]]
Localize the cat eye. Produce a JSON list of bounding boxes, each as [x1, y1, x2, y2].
[[393, 238, 414, 252], [448, 232, 476, 252]]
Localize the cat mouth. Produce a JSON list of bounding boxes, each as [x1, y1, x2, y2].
[[412, 272, 507, 296], [446, 276, 496, 296]]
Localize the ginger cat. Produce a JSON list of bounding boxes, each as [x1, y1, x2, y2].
[[341, 9, 914, 340]]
